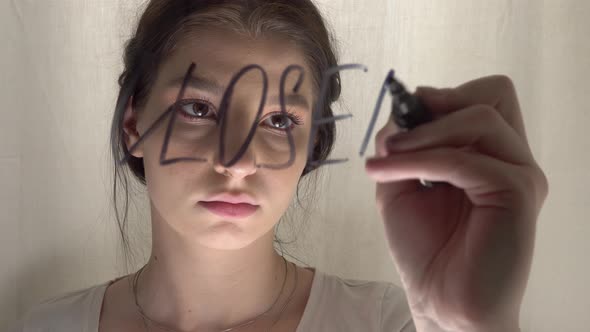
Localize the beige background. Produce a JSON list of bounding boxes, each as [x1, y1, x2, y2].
[[1, 0, 589, 331]]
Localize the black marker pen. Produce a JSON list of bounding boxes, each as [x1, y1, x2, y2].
[[387, 75, 442, 188]]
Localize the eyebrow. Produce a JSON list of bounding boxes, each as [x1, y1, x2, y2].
[[168, 74, 311, 110], [267, 94, 310, 110]]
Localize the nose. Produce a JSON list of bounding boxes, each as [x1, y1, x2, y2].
[[213, 125, 258, 179]]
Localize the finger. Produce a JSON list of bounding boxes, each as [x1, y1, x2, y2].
[[384, 104, 535, 166], [415, 75, 529, 149], [372, 120, 417, 195], [365, 147, 529, 206], [374, 120, 401, 158]]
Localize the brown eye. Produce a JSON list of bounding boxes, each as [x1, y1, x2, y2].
[[178, 100, 217, 121], [265, 114, 293, 129], [187, 102, 210, 117], [261, 111, 303, 132]]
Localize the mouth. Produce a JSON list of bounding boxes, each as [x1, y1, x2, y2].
[[201, 192, 258, 205], [198, 201, 259, 219]]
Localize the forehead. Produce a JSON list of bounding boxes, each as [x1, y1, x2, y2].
[[158, 28, 314, 96]]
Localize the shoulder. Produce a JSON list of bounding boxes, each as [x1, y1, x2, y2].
[[11, 280, 110, 332], [309, 269, 415, 331]]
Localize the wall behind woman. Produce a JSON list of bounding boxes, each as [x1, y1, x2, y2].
[[1, 1, 588, 331]]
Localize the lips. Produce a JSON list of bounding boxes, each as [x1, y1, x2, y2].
[[198, 201, 259, 218], [201, 192, 258, 205]]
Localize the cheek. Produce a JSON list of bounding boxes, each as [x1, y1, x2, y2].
[[138, 122, 203, 204], [258, 136, 309, 215], [142, 154, 181, 202], [142, 157, 211, 226], [288, 132, 310, 176], [294, 123, 312, 159], [135, 111, 168, 160], [263, 167, 303, 220]]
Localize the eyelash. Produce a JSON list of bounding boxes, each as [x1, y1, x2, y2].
[[176, 97, 304, 131]]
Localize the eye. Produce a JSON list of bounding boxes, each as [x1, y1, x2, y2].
[[177, 99, 217, 121], [262, 111, 303, 131], [264, 113, 292, 129]]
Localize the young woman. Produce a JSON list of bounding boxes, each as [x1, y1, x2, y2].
[[9, 1, 548, 331]]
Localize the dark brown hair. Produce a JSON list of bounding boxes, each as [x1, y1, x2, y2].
[[109, 0, 341, 271]]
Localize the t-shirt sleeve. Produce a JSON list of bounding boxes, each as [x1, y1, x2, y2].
[[380, 283, 416, 332], [4, 282, 108, 332], [4, 317, 24, 332]]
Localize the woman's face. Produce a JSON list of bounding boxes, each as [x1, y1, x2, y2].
[[125, 28, 315, 249]]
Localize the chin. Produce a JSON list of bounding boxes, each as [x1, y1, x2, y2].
[[198, 225, 259, 250]]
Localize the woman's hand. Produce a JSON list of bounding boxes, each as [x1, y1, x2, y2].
[[365, 75, 549, 332]]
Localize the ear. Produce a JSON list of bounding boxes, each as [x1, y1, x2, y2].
[[122, 96, 144, 158]]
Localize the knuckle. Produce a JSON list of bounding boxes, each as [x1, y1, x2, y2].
[[469, 104, 501, 124], [446, 149, 469, 179], [517, 166, 549, 204], [518, 171, 536, 192], [542, 170, 549, 193], [489, 74, 517, 94], [535, 167, 550, 199]]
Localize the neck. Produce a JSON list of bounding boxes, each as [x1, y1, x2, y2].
[[135, 207, 292, 331]]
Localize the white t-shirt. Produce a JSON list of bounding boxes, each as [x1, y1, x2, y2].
[[7, 268, 416, 332]]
